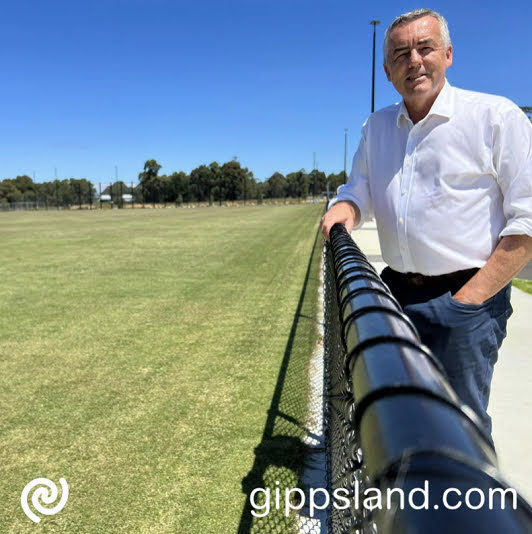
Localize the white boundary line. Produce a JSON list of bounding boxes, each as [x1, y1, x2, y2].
[[296, 246, 328, 534]]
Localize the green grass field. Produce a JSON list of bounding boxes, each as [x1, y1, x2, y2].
[[513, 278, 532, 295], [0, 204, 324, 533]]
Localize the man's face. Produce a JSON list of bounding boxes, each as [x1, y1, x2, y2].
[[384, 16, 452, 110]]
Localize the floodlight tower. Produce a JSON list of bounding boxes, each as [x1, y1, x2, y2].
[[370, 20, 381, 113]]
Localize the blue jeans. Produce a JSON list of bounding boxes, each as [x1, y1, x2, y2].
[[380, 265, 514, 440], [401, 284, 513, 439]]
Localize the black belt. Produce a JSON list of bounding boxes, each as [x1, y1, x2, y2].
[[385, 267, 479, 292]]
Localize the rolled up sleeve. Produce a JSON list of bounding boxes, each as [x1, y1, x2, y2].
[[495, 107, 532, 238]]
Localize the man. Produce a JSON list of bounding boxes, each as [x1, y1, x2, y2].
[[321, 8, 532, 440]]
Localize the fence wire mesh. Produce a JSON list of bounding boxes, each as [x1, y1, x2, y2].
[[323, 239, 372, 534]]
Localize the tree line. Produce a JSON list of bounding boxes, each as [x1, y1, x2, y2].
[[2, 107, 530, 208], [0, 159, 348, 207]]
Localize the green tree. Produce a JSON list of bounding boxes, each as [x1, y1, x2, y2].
[[36, 181, 56, 206], [308, 169, 327, 198], [156, 175, 174, 205], [190, 164, 215, 202], [327, 171, 348, 196], [209, 162, 221, 204], [0, 179, 23, 203], [67, 179, 96, 207], [104, 181, 132, 195], [264, 172, 287, 198], [138, 159, 163, 204], [41, 179, 69, 207], [168, 171, 190, 204], [13, 175, 37, 201], [521, 106, 532, 122], [286, 170, 309, 199], [220, 160, 254, 201], [104, 181, 131, 206]]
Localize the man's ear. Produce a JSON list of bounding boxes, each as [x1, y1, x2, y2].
[[445, 45, 453, 68], [384, 63, 391, 82]]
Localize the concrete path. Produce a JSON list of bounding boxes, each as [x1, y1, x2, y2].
[[491, 287, 532, 503], [350, 221, 532, 503], [518, 261, 532, 280]]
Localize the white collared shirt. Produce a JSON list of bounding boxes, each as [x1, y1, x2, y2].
[[330, 81, 532, 275]]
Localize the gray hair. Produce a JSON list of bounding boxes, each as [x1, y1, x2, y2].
[[383, 9, 451, 65]]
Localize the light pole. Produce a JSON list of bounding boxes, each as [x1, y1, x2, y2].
[[370, 20, 381, 113], [55, 167, 59, 210], [313, 152, 316, 202], [344, 128, 348, 183]]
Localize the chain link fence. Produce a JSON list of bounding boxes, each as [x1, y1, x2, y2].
[[322, 223, 532, 533]]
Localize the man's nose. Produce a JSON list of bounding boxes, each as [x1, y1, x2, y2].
[[408, 49, 422, 66]]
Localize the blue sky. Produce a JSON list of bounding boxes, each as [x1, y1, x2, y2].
[[1, 0, 531, 184]]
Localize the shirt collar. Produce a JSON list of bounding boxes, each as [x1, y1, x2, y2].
[[396, 79, 454, 127]]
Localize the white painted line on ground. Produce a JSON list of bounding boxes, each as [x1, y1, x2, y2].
[[297, 247, 327, 534]]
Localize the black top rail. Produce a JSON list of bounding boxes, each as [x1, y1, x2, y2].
[[324, 223, 532, 534]]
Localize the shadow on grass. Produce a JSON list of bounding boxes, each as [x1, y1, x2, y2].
[[238, 226, 323, 533]]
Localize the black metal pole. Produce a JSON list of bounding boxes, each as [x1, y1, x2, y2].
[[344, 128, 348, 183], [370, 20, 380, 113]]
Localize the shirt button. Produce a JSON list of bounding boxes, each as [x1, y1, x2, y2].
[[406, 161, 411, 167], [399, 217, 404, 224], [401, 189, 407, 195]]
